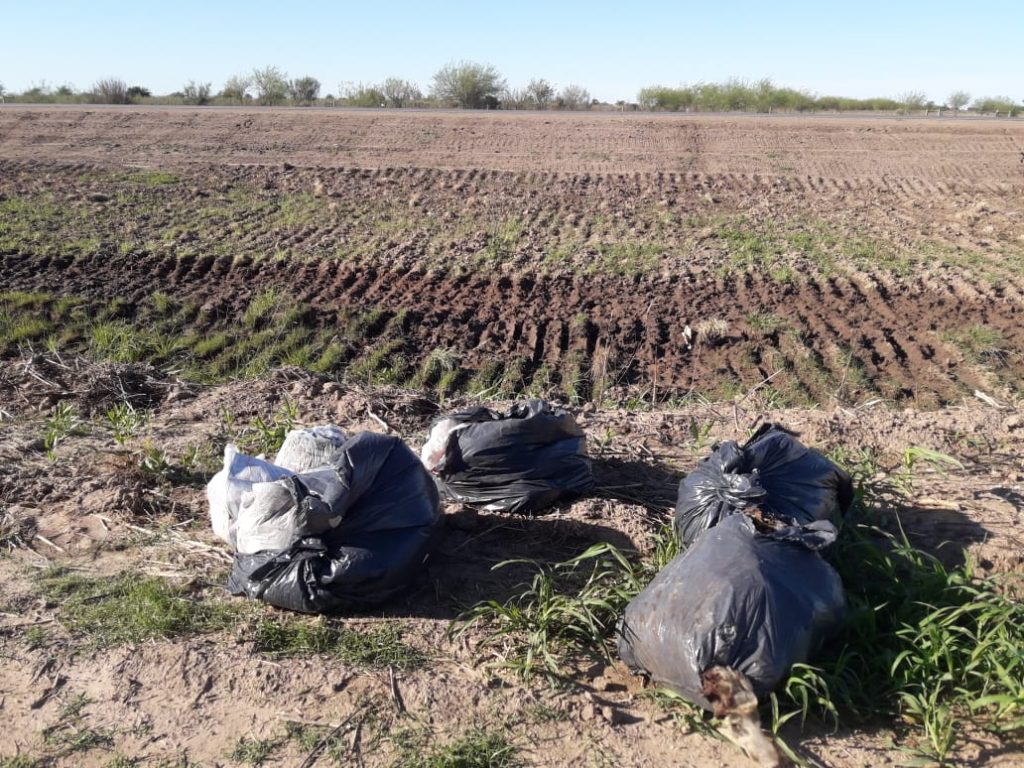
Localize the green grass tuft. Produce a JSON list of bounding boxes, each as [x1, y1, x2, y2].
[[37, 569, 242, 647], [398, 728, 521, 768], [249, 618, 425, 670]]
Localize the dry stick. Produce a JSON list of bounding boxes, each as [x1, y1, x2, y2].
[[367, 408, 394, 433], [732, 369, 784, 430], [389, 665, 406, 714], [295, 708, 362, 768], [34, 534, 66, 553]]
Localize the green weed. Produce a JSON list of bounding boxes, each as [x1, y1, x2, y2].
[[765, 446, 1024, 764], [249, 618, 424, 669], [942, 325, 1008, 368], [105, 402, 148, 446], [242, 289, 280, 330], [455, 533, 677, 679], [229, 735, 280, 766], [37, 569, 242, 647], [397, 728, 521, 768], [43, 401, 79, 461], [238, 398, 298, 455]]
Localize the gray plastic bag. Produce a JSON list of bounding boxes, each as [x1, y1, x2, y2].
[[618, 514, 846, 708], [675, 424, 853, 547], [229, 431, 442, 613]]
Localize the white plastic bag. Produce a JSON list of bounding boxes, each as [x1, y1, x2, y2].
[[275, 425, 347, 472], [235, 467, 348, 555], [207, 444, 293, 547], [419, 418, 468, 473]]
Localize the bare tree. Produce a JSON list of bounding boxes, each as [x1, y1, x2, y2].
[[253, 66, 288, 105], [92, 78, 129, 104], [288, 76, 321, 106], [381, 77, 422, 108], [898, 90, 927, 114], [501, 87, 530, 110], [430, 61, 506, 108], [948, 91, 970, 113]]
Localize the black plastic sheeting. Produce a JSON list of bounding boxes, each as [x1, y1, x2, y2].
[[617, 514, 846, 709], [429, 399, 593, 515], [674, 424, 853, 547], [228, 432, 442, 613]]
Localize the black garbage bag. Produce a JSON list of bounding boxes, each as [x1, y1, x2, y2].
[[421, 399, 593, 515], [674, 424, 853, 546], [228, 431, 442, 613], [617, 513, 846, 709]]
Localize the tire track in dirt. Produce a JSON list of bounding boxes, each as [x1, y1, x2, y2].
[[4, 251, 1019, 404]]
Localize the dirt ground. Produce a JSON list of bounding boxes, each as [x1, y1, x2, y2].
[[1, 108, 1023, 766], [1, 360, 1023, 767], [1, 107, 1023, 181]]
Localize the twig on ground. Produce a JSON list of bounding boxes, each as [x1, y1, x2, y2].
[[34, 534, 66, 553], [389, 665, 406, 714], [296, 708, 362, 768]]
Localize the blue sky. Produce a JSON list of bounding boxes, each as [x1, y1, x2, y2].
[[3, 0, 1021, 103]]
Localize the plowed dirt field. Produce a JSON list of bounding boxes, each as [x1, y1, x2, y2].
[[2, 108, 1023, 407]]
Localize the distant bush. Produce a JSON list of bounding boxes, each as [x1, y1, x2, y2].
[[947, 90, 970, 113], [898, 90, 927, 113], [92, 78, 129, 104], [431, 61, 505, 109], [973, 95, 1019, 116], [527, 78, 554, 109], [381, 77, 422, 108], [288, 76, 320, 106], [220, 74, 252, 103], [342, 82, 386, 107], [557, 84, 591, 110], [127, 85, 151, 101], [639, 79, 916, 113], [182, 80, 212, 105], [253, 66, 288, 106]]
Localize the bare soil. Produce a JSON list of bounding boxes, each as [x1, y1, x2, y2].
[[1, 361, 1023, 767]]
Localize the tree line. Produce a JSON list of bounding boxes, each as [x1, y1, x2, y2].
[[1, 66, 1019, 116]]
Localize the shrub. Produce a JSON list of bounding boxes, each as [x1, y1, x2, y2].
[[381, 77, 421, 107], [221, 74, 252, 103], [557, 84, 590, 110], [430, 60, 506, 108], [342, 82, 385, 107], [972, 95, 1019, 116], [288, 76, 320, 105], [252, 66, 288, 105], [91, 78, 129, 104], [898, 90, 928, 113], [182, 80, 212, 105], [126, 85, 151, 101], [947, 90, 970, 112], [526, 78, 554, 109]]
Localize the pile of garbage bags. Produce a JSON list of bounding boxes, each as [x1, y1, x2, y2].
[[208, 426, 442, 613], [205, 402, 854, 739], [209, 400, 593, 612], [674, 423, 853, 546], [618, 424, 854, 712]]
